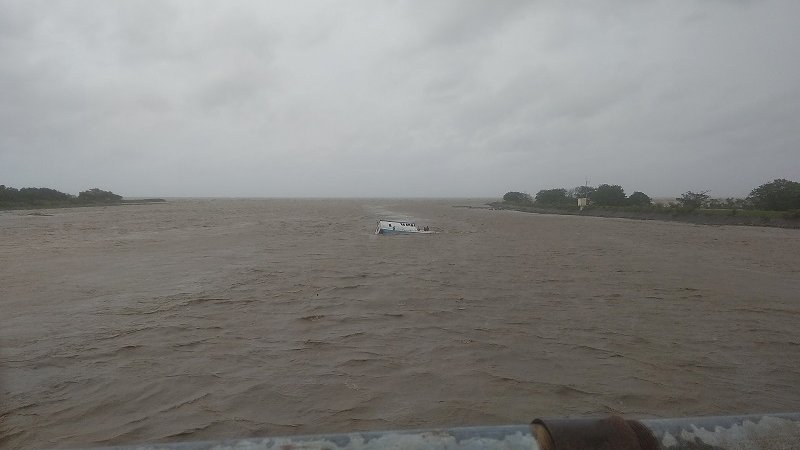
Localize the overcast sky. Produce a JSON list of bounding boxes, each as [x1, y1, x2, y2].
[[1, 1, 798, 197]]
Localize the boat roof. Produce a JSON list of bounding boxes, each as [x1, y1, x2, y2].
[[378, 219, 418, 223]]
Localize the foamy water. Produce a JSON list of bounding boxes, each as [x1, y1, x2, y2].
[[2, 199, 799, 449]]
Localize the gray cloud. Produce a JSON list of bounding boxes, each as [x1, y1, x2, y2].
[[1, 0, 798, 197]]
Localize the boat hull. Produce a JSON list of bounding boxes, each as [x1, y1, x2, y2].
[[376, 228, 433, 235], [375, 219, 433, 235]]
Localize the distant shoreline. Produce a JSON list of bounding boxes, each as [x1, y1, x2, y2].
[[488, 202, 800, 229], [120, 199, 167, 205], [0, 198, 166, 211]]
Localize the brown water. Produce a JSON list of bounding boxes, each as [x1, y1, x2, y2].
[[2, 199, 799, 449]]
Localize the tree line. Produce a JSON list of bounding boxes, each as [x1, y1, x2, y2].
[[0, 185, 123, 208], [503, 179, 800, 212], [503, 184, 652, 208]]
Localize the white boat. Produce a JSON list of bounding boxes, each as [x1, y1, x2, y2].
[[375, 219, 433, 235]]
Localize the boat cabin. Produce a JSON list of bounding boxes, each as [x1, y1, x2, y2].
[[375, 219, 432, 234]]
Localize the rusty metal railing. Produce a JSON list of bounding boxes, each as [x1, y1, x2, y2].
[[65, 413, 800, 450]]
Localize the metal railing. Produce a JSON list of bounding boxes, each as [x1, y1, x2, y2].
[[67, 413, 800, 450]]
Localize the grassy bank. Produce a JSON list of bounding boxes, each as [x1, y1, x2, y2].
[[489, 202, 800, 229]]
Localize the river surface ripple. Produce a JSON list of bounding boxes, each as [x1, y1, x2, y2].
[[2, 199, 799, 449]]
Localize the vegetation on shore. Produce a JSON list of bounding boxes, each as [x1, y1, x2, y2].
[[0, 185, 165, 210], [498, 179, 800, 228]]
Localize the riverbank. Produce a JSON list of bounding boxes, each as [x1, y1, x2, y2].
[[0, 198, 166, 211], [489, 202, 800, 228]]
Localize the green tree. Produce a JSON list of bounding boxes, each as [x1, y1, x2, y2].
[[676, 191, 709, 210], [0, 185, 19, 202], [747, 179, 800, 211], [573, 185, 595, 199], [627, 191, 652, 206], [19, 187, 72, 202], [535, 188, 572, 206], [78, 188, 122, 203], [592, 184, 626, 206], [502, 191, 533, 205]]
